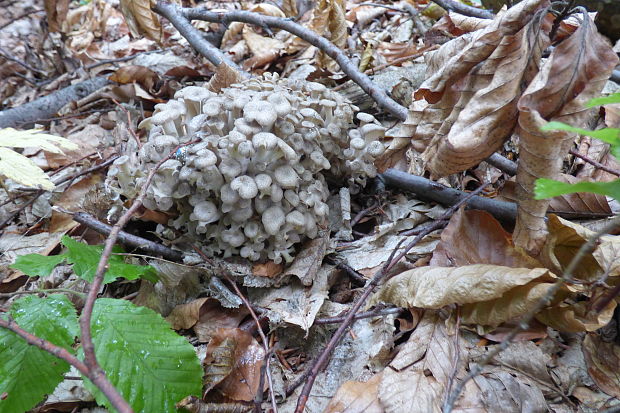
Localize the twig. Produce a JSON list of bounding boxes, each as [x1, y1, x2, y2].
[[486, 152, 518, 176], [0, 191, 41, 231], [54, 209, 184, 262], [314, 306, 402, 324], [292, 184, 489, 412], [0, 317, 125, 409], [192, 247, 278, 413], [430, 0, 494, 19], [152, 2, 248, 78], [174, 4, 408, 121], [78, 143, 195, 413], [85, 49, 167, 70], [569, 148, 620, 177], [0, 9, 44, 31], [442, 214, 620, 413]]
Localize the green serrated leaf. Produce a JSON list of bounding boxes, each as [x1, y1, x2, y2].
[[586, 93, 620, 108], [61, 236, 158, 284], [83, 299, 202, 413], [0, 295, 79, 413], [10, 254, 67, 277], [535, 178, 620, 201]]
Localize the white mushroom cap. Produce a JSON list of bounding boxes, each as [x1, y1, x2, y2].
[[262, 205, 285, 235], [252, 132, 278, 150], [191, 201, 220, 224], [231, 175, 258, 199], [366, 140, 385, 157], [350, 137, 366, 150], [244, 100, 278, 129], [360, 123, 386, 141], [356, 112, 376, 124], [286, 210, 305, 227], [255, 173, 272, 191], [220, 183, 240, 204], [267, 92, 292, 116], [274, 165, 300, 189], [243, 221, 260, 238], [219, 158, 243, 179]]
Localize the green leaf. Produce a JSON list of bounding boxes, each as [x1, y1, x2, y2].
[[61, 236, 158, 284], [10, 236, 159, 284], [541, 122, 620, 159], [0, 295, 79, 413], [586, 93, 620, 108], [83, 299, 202, 412], [10, 254, 66, 277], [535, 178, 620, 201]]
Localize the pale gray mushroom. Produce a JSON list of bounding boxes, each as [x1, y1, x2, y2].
[[109, 73, 386, 264], [262, 205, 285, 236], [231, 175, 258, 199], [274, 165, 300, 189]]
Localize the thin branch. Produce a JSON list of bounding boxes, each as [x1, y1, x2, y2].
[[152, 2, 248, 78], [430, 0, 494, 19], [175, 4, 408, 121], [570, 148, 620, 177], [78, 143, 196, 413], [314, 306, 402, 325], [292, 184, 490, 412], [443, 214, 620, 413]]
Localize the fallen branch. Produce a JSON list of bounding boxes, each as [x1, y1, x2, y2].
[[0, 77, 110, 128], [431, 0, 494, 19], [154, 2, 408, 121], [152, 2, 248, 78]]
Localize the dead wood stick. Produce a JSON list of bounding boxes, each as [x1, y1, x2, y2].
[[0, 77, 110, 128], [431, 0, 494, 19]]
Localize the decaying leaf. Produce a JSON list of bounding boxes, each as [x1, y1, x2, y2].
[[324, 373, 383, 413], [535, 299, 616, 332], [119, 0, 162, 43], [513, 11, 619, 254], [203, 328, 265, 401], [206, 63, 244, 93], [408, 0, 550, 176], [539, 215, 603, 283], [582, 333, 620, 399], [370, 264, 553, 310], [44, 0, 70, 33], [430, 208, 542, 268]]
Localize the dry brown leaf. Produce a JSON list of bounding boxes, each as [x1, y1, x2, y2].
[[536, 299, 616, 332], [370, 264, 553, 310], [316, 0, 347, 72], [119, 0, 162, 43], [546, 175, 612, 215], [206, 63, 244, 93], [582, 333, 620, 399], [324, 373, 384, 413], [50, 174, 104, 233], [44, 0, 70, 33], [284, 234, 329, 286], [539, 215, 603, 283], [166, 298, 248, 343], [448, 11, 492, 33], [346, 5, 386, 28], [286, 0, 330, 54], [242, 27, 285, 70], [252, 261, 284, 278], [109, 65, 161, 94], [593, 235, 620, 278], [431, 208, 542, 268], [281, 0, 298, 18], [461, 281, 560, 327], [378, 312, 484, 412], [405, 0, 551, 177], [513, 11, 619, 255], [204, 328, 265, 402]]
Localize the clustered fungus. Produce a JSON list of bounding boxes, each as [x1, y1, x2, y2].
[[106, 73, 386, 264]]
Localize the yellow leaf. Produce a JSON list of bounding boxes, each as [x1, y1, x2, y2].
[[0, 128, 78, 154], [0, 147, 55, 190]]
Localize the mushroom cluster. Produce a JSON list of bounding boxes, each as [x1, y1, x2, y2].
[[107, 73, 385, 263]]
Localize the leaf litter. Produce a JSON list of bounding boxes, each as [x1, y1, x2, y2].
[[0, 0, 619, 411]]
